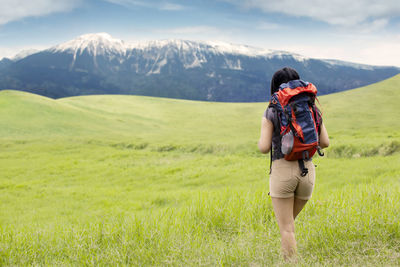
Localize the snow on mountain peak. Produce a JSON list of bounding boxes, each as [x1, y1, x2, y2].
[[50, 32, 127, 56], [82, 32, 113, 40], [204, 41, 274, 57], [46, 32, 311, 63], [129, 38, 276, 58], [43, 33, 316, 74]]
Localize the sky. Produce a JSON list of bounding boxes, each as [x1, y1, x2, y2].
[[0, 0, 399, 67]]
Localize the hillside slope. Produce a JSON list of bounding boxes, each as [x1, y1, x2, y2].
[[0, 76, 399, 266], [0, 89, 261, 148], [0, 90, 128, 139], [319, 73, 400, 147], [0, 74, 399, 149]]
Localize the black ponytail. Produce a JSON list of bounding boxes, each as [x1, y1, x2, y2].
[[270, 67, 300, 95]]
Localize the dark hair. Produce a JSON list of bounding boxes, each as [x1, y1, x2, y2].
[[270, 67, 300, 95]]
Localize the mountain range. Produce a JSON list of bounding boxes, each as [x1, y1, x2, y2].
[[0, 33, 399, 102]]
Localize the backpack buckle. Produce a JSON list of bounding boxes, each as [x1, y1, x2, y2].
[[317, 146, 325, 156], [298, 160, 308, 177]]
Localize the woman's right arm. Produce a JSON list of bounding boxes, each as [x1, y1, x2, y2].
[[258, 117, 273, 153], [319, 123, 329, 148]]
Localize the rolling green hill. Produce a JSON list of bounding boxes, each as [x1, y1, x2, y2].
[[1, 74, 399, 148], [0, 75, 399, 265], [320, 73, 400, 148], [0, 89, 260, 148]]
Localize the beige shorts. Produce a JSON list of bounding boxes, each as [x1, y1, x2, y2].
[[269, 158, 316, 200]]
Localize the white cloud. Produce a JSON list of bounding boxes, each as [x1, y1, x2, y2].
[[0, 0, 81, 25], [357, 38, 400, 67], [105, 0, 185, 11], [220, 0, 400, 27], [159, 26, 220, 35], [158, 25, 241, 42], [362, 18, 389, 33], [161, 3, 184, 11], [133, 25, 238, 44], [272, 36, 400, 67], [257, 21, 281, 30]]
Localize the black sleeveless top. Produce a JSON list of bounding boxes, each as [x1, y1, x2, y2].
[[264, 107, 284, 161]]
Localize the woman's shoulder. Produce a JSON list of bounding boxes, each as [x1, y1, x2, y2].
[[264, 106, 277, 122]]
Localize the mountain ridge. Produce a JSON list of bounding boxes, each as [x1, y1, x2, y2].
[[9, 33, 395, 69], [0, 33, 399, 102]]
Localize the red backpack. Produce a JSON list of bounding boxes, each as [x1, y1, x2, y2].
[[269, 79, 324, 176]]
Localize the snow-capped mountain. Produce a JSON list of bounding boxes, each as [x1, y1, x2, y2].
[[0, 33, 399, 101], [47, 33, 294, 73], [50, 33, 278, 59]]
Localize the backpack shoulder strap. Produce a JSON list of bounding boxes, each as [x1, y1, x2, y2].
[[266, 104, 280, 174], [267, 104, 280, 135]]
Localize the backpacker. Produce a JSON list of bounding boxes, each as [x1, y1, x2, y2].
[[269, 79, 324, 176]]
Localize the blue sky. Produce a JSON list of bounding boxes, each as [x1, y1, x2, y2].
[[0, 0, 399, 66]]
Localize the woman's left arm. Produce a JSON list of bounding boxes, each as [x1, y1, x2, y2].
[[258, 117, 273, 154], [319, 122, 330, 148]]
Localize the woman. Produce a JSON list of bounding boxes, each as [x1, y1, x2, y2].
[[258, 67, 329, 261]]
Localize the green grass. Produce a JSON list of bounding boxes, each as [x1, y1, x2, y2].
[[0, 74, 399, 265]]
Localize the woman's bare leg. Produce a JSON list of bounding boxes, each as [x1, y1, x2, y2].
[[271, 197, 297, 261], [293, 198, 308, 220]]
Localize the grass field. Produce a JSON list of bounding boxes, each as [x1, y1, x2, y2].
[[0, 75, 399, 265]]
